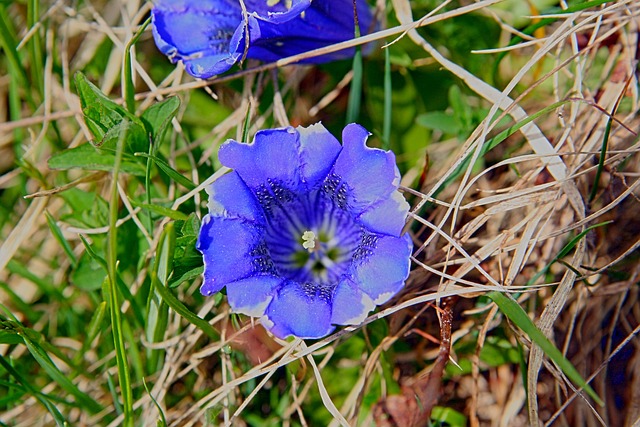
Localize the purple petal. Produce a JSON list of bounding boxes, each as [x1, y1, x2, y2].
[[218, 127, 302, 190], [352, 233, 413, 304], [263, 282, 335, 339], [197, 216, 264, 295], [297, 123, 342, 189], [357, 190, 409, 236], [151, 0, 243, 78], [332, 124, 401, 214], [206, 171, 265, 224], [226, 276, 282, 317], [330, 279, 375, 325], [244, 0, 312, 23], [247, 0, 375, 63]]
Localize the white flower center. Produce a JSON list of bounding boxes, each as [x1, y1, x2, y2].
[[301, 230, 317, 252]]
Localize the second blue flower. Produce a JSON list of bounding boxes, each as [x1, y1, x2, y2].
[[152, 0, 375, 78]]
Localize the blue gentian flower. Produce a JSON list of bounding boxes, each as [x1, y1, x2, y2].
[[151, 0, 375, 79], [196, 123, 412, 339]]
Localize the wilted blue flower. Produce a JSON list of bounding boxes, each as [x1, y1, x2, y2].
[[196, 123, 412, 339], [152, 0, 375, 79]]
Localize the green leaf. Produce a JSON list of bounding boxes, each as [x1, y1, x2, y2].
[[0, 355, 67, 425], [74, 72, 141, 138], [93, 119, 148, 154], [134, 152, 196, 190], [431, 406, 467, 427], [449, 85, 472, 131], [181, 213, 201, 237], [129, 199, 189, 221], [19, 328, 104, 413], [487, 291, 604, 406], [141, 97, 180, 143], [527, 221, 611, 286], [147, 223, 175, 371], [346, 47, 363, 124], [105, 125, 134, 426], [71, 252, 107, 291], [153, 267, 219, 341], [73, 302, 107, 365], [0, 327, 23, 345], [123, 17, 151, 113], [168, 265, 203, 288], [416, 111, 460, 134], [45, 210, 78, 268], [48, 143, 146, 176]]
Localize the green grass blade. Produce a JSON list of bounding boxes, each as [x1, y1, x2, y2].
[[0, 355, 67, 425], [0, 6, 29, 90], [80, 236, 145, 328], [346, 47, 363, 124], [382, 46, 392, 150], [588, 119, 609, 201], [153, 271, 219, 341], [526, 221, 611, 286], [45, 210, 78, 268], [134, 152, 196, 190], [73, 301, 107, 365], [487, 291, 603, 405], [129, 199, 189, 221], [146, 223, 174, 372], [27, 0, 44, 97], [123, 17, 151, 113], [242, 99, 252, 142], [106, 126, 134, 426], [20, 335, 103, 413], [143, 378, 168, 427]]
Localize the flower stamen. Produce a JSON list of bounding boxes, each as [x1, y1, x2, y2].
[[301, 230, 318, 252]]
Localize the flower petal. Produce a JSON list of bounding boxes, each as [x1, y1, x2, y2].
[[247, 0, 375, 63], [151, 0, 243, 78], [263, 282, 334, 339], [245, 0, 312, 23], [332, 123, 401, 213], [197, 216, 265, 295], [206, 171, 265, 224], [352, 233, 413, 304], [357, 190, 409, 236], [297, 123, 342, 189], [226, 275, 282, 317], [330, 279, 375, 325], [218, 127, 302, 191]]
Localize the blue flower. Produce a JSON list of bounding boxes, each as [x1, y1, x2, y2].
[[152, 0, 375, 79], [196, 123, 412, 339]]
